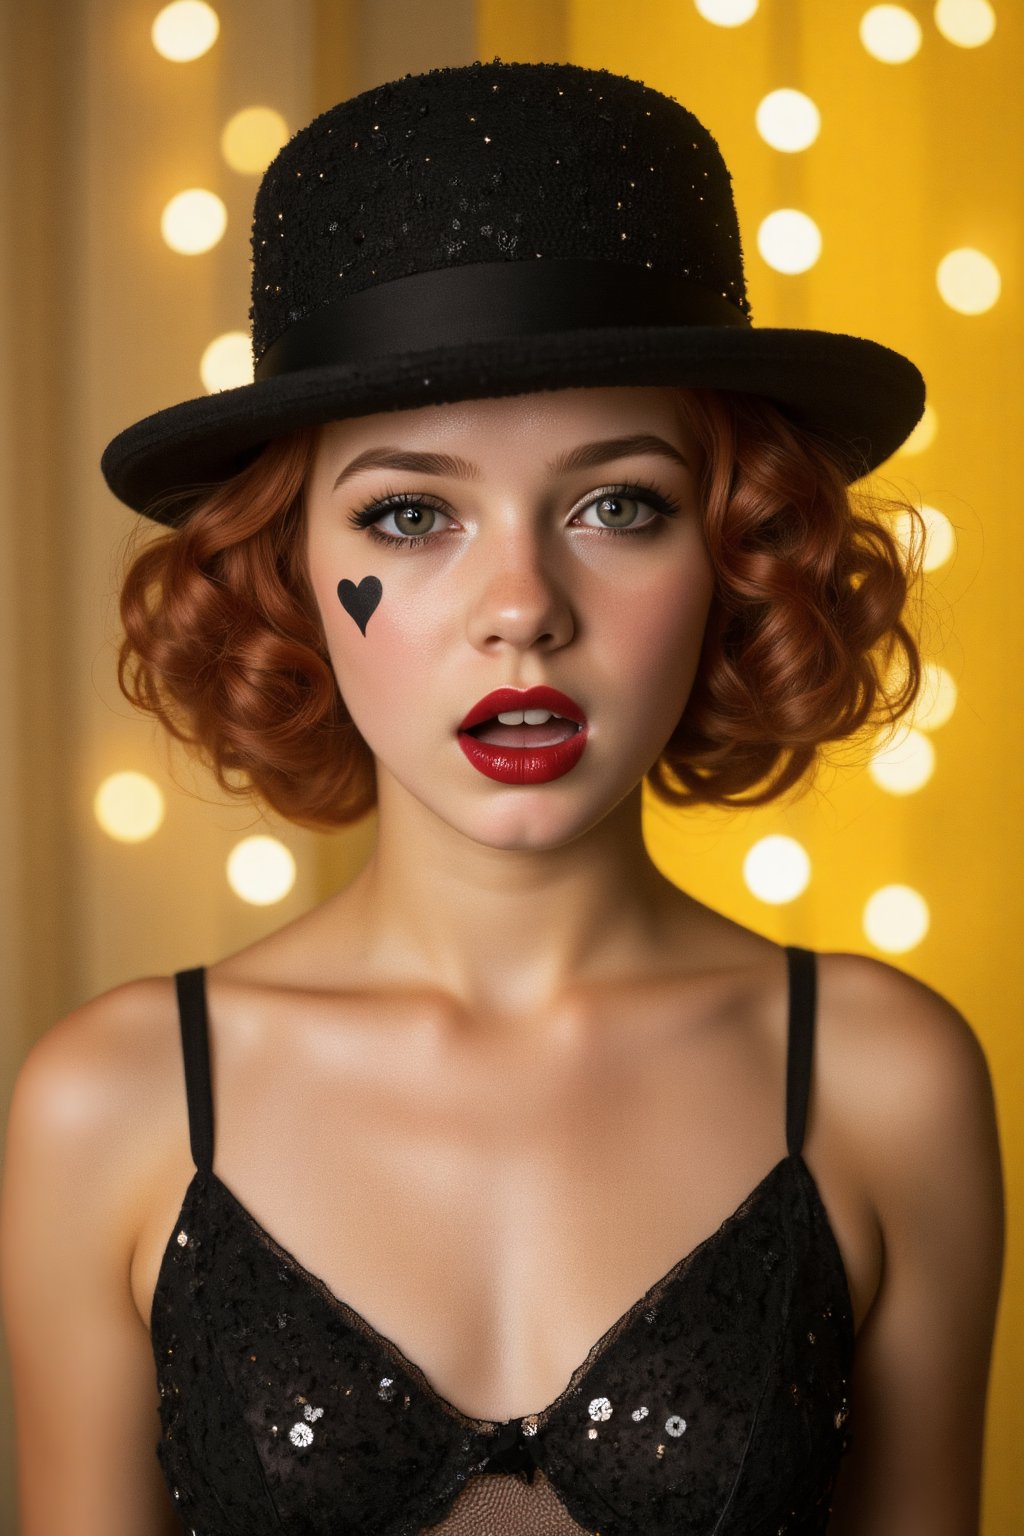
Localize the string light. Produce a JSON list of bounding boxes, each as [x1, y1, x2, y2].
[[161, 188, 227, 254], [863, 885, 930, 952], [227, 836, 297, 905], [755, 89, 821, 152], [934, 0, 995, 48], [200, 332, 253, 391], [94, 772, 165, 842], [743, 836, 812, 904], [912, 662, 958, 731], [860, 5, 923, 62], [757, 209, 822, 274], [937, 247, 1001, 313], [868, 726, 936, 794], [221, 106, 290, 175], [694, 0, 759, 25], [151, 1, 220, 62]]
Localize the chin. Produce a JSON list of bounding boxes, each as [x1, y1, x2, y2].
[[464, 817, 593, 853], [373, 748, 650, 849], [443, 778, 648, 854]]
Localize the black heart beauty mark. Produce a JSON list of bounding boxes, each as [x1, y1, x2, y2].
[[337, 576, 382, 635]]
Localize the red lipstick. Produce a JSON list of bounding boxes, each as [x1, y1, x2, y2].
[[457, 686, 588, 785]]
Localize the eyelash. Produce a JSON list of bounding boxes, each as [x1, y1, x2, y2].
[[346, 481, 683, 551]]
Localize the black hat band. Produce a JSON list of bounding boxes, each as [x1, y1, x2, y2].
[[254, 258, 751, 380]]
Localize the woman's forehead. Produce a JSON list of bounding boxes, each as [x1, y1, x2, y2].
[[314, 384, 700, 459]]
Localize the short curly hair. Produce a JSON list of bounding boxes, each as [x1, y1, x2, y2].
[[118, 388, 925, 827]]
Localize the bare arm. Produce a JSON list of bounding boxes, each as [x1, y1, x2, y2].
[[826, 957, 1005, 1536], [0, 984, 182, 1536]]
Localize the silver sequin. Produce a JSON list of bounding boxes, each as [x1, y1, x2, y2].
[[288, 1421, 314, 1447], [587, 1426, 599, 1439], [304, 1404, 324, 1422], [665, 1414, 687, 1437], [521, 1414, 538, 1436], [588, 1395, 613, 1422], [176, 1230, 188, 1246], [378, 1375, 397, 1402], [631, 1406, 649, 1421]]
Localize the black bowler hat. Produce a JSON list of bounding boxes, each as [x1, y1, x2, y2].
[[101, 58, 925, 522]]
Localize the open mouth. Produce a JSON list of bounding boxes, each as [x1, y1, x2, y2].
[[456, 688, 588, 783], [463, 710, 583, 749]]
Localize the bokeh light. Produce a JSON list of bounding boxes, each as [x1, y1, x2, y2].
[[867, 725, 936, 794], [742, 835, 812, 905], [756, 209, 822, 274], [897, 401, 938, 455], [161, 188, 227, 254], [918, 504, 958, 571], [200, 331, 253, 391], [934, 0, 996, 48], [227, 835, 297, 905], [937, 247, 1001, 314], [694, 0, 759, 25], [860, 5, 923, 62], [94, 771, 165, 843], [912, 661, 958, 731], [221, 106, 290, 175], [863, 884, 930, 952], [889, 502, 956, 573], [755, 89, 821, 152], [151, 1, 220, 62]]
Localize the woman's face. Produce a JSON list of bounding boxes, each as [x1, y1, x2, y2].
[[304, 386, 715, 849]]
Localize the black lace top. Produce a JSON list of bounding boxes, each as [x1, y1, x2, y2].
[[152, 946, 854, 1535]]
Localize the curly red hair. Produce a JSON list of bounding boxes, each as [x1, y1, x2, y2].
[[653, 390, 925, 807], [118, 389, 925, 827]]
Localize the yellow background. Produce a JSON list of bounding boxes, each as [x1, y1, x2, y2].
[[1, 2, 1020, 1531]]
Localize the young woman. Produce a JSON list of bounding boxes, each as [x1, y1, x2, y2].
[[1, 59, 1003, 1536]]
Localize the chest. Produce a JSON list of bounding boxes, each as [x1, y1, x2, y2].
[[151, 1153, 853, 1536], [136, 987, 797, 1421]]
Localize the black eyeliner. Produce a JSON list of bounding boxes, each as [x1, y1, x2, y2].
[[346, 488, 447, 530], [345, 479, 683, 546]]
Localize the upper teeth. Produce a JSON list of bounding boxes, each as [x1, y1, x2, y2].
[[496, 709, 564, 725]]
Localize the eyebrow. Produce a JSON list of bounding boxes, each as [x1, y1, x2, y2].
[[332, 433, 690, 490]]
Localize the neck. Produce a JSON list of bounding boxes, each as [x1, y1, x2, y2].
[[334, 773, 694, 1026]]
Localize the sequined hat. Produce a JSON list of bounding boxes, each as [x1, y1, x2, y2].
[[101, 58, 925, 521]]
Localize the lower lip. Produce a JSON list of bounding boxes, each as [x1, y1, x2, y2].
[[457, 728, 589, 784]]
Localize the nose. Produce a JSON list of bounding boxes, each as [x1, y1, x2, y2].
[[464, 529, 576, 655]]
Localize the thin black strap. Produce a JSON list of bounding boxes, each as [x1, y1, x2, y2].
[[784, 945, 817, 1158], [173, 967, 214, 1175]]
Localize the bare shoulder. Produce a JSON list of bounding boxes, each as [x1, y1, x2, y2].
[[10, 976, 180, 1143], [1, 979, 188, 1534], [5, 977, 182, 1235], [811, 960, 1003, 1533], [813, 949, 999, 1170]]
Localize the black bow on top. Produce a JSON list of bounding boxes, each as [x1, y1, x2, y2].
[[478, 1418, 546, 1484]]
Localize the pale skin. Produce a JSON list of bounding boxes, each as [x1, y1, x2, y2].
[[0, 386, 1005, 1535]]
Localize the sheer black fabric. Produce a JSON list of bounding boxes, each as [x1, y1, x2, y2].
[[153, 947, 854, 1535]]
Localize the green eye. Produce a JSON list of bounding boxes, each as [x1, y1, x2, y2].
[[591, 494, 643, 528], [389, 504, 437, 536], [577, 489, 663, 531]]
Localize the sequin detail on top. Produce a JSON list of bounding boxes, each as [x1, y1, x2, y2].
[[151, 949, 854, 1534]]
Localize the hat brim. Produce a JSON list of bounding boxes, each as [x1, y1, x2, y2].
[[101, 325, 925, 520]]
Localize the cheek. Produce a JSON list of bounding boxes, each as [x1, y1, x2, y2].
[[603, 560, 714, 680], [315, 560, 448, 719]]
